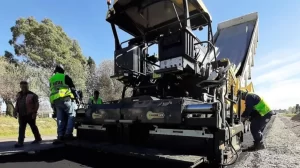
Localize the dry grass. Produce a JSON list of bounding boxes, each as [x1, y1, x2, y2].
[[0, 116, 57, 139], [280, 113, 297, 117]]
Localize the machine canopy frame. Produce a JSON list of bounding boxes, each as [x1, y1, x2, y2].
[[106, 0, 212, 39]]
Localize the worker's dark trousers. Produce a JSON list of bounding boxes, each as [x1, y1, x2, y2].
[[18, 114, 42, 144], [250, 112, 273, 144]]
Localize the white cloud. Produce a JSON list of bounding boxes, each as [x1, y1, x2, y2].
[[254, 60, 300, 85], [254, 79, 300, 109], [251, 49, 300, 109], [254, 52, 300, 72]]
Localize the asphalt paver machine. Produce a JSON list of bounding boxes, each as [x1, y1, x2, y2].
[[74, 0, 259, 167]]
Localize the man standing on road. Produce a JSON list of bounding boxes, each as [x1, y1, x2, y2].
[[14, 81, 42, 148], [88, 90, 102, 105], [239, 89, 274, 151], [50, 65, 78, 144]]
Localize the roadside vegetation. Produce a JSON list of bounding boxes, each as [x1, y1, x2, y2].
[[0, 17, 132, 118], [0, 116, 56, 139], [280, 113, 297, 117], [0, 17, 132, 140]]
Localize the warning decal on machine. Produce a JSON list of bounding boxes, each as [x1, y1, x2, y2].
[[146, 111, 165, 120], [152, 73, 161, 79], [92, 113, 103, 119]]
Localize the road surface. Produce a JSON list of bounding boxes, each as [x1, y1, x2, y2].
[[0, 115, 281, 168], [235, 115, 300, 168]]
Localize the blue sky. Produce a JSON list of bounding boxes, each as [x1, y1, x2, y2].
[[0, 0, 300, 109]]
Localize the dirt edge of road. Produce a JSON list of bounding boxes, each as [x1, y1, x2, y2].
[[235, 115, 300, 168], [231, 114, 276, 168]]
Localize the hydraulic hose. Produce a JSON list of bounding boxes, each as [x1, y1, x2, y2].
[[220, 121, 239, 166], [219, 79, 239, 166]]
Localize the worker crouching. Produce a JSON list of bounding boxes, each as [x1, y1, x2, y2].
[[50, 65, 78, 144], [239, 89, 274, 151]]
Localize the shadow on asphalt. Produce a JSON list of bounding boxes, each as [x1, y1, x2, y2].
[[0, 140, 60, 155], [0, 116, 277, 168], [0, 146, 199, 168], [0, 137, 254, 168]]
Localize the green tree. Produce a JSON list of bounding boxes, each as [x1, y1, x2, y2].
[[288, 106, 296, 113], [6, 101, 14, 116], [97, 60, 131, 101], [86, 56, 99, 97], [0, 57, 51, 115], [8, 17, 87, 90], [87, 56, 96, 68], [24, 66, 52, 97], [4, 51, 18, 65], [0, 58, 24, 116]]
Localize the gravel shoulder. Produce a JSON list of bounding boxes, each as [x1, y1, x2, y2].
[[235, 115, 300, 168], [281, 116, 300, 137]]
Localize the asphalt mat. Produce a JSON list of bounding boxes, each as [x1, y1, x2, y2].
[[0, 140, 62, 156], [0, 146, 194, 168], [0, 116, 276, 168]]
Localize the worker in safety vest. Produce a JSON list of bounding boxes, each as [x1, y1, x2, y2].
[[88, 90, 102, 105], [49, 65, 78, 144], [238, 89, 274, 151]]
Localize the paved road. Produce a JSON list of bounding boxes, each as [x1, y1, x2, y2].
[[0, 117, 275, 168], [0, 136, 57, 157], [0, 136, 56, 142], [0, 147, 187, 168], [0, 141, 248, 168]]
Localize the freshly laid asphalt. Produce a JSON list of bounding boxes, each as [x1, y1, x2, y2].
[[0, 116, 275, 168], [0, 147, 186, 168]]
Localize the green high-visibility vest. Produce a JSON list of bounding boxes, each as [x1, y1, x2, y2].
[[49, 73, 74, 104], [90, 97, 102, 104], [247, 93, 271, 116]]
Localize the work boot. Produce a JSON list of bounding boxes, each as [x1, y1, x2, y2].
[[31, 138, 42, 144], [64, 134, 75, 141], [247, 142, 265, 151], [52, 136, 64, 145], [14, 142, 24, 148]]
